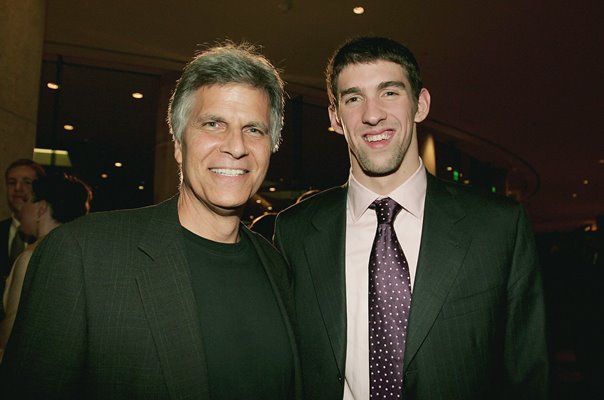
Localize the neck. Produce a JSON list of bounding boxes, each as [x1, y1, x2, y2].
[[177, 192, 242, 243], [353, 155, 421, 196], [37, 218, 61, 238]]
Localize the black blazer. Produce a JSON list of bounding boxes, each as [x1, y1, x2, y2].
[[274, 173, 548, 400], [0, 196, 302, 399], [0, 217, 11, 280]]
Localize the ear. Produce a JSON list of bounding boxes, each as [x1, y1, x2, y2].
[[328, 105, 345, 135], [37, 200, 49, 219], [174, 138, 183, 165], [414, 88, 431, 123]]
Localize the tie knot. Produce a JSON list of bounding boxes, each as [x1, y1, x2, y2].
[[371, 197, 402, 225]]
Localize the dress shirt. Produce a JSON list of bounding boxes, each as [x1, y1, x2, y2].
[[343, 159, 427, 400]]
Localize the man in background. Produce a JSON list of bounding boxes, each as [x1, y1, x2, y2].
[[275, 36, 548, 399], [0, 43, 301, 399], [0, 159, 45, 316]]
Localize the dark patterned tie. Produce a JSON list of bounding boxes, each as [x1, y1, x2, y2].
[[369, 197, 412, 399]]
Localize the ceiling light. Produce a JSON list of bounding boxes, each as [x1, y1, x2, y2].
[[101, 173, 108, 179], [138, 185, 145, 190], [114, 162, 123, 167], [269, 187, 276, 192], [132, 92, 143, 99], [47, 82, 59, 90], [572, 193, 577, 198], [63, 124, 74, 131], [255, 199, 262, 204], [268, 206, 273, 211], [446, 166, 453, 171], [583, 179, 589, 185], [353, 6, 365, 14], [33, 148, 72, 167]]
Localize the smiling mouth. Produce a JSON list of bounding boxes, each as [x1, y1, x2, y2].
[[364, 131, 393, 143], [210, 168, 247, 176]]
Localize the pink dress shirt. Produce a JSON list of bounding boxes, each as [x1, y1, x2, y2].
[[343, 159, 427, 400]]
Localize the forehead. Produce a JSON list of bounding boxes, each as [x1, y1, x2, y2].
[[337, 60, 409, 91], [192, 83, 270, 113], [6, 165, 37, 180]]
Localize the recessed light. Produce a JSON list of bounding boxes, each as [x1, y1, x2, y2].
[[101, 173, 108, 179], [138, 185, 145, 190], [114, 162, 123, 168], [255, 199, 262, 204], [446, 166, 453, 171], [63, 124, 74, 131], [47, 82, 59, 90], [269, 187, 276, 192], [353, 6, 365, 14], [267, 206, 273, 211], [132, 92, 143, 99], [572, 193, 578, 198], [583, 179, 589, 185]]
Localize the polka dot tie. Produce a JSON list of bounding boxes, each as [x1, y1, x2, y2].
[[369, 197, 412, 399]]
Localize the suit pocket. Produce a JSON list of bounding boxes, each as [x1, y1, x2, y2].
[[440, 285, 504, 320]]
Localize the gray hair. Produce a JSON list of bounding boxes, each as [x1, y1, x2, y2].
[[167, 42, 285, 152]]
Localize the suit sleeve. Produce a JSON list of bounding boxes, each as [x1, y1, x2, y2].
[[0, 226, 86, 398], [502, 206, 549, 399]]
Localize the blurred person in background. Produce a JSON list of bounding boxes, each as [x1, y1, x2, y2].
[[0, 159, 45, 314], [0, 173, 92, 362]]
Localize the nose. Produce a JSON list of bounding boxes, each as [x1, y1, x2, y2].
[[15, 180, 24, 192], [220, 129, 248, 159], [361, 98, 386, 126]]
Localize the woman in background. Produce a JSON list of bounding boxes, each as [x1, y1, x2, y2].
[[0, 173, 91, 361]]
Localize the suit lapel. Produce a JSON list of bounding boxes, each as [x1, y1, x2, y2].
[[135, 197, 209, 399], [405, 175, 471, 366], [303, 186, 348, 377]]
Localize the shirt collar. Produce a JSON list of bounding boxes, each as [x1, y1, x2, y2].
[[347, 158, 427, 223], [10, 213, 20, 229]]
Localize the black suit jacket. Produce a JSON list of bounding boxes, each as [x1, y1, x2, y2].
[[274, 174, 548, 400], [0, 196, 302, 399], [0, 217, 12, 318], [0, 217, 11, 280]]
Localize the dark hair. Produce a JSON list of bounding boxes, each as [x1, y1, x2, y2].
[[32, 174, 92, 224], [167, 41, 285, 152], [326, 36, 423, 107], [5, 159, 46, 181]]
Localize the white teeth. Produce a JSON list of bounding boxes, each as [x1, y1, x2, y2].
[[365, 132, 391, 142], [211, 168, 246, 176]]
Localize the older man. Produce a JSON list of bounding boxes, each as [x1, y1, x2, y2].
[[0, 43, 301, 400]]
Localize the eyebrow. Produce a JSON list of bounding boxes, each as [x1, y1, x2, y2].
[[191, 113, 223, 126], [377, 80, 407, 91], [192, 113, 269, 133], [244, 120, 270, 133], [339, 80, 408, 99]]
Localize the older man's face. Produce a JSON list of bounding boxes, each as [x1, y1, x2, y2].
[[6, 165, 38, 214], [174, 83, 272, 216]]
